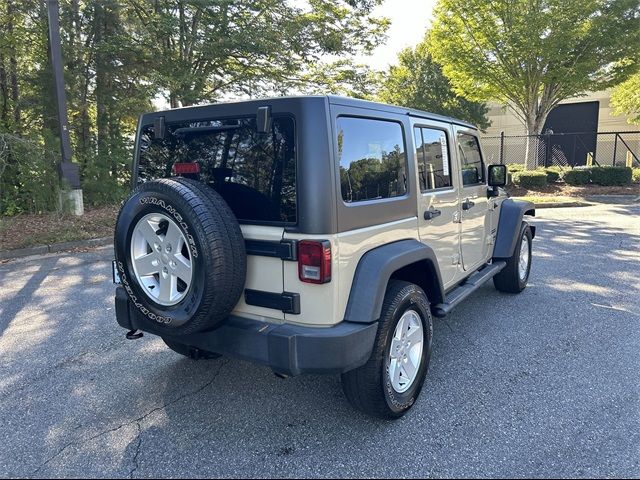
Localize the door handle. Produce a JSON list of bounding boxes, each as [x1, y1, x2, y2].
[[424, 208, 442, 220], [462, 199, 475, 210]]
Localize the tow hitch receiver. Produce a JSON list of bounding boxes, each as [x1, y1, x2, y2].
[[126, 329, 144, 340]]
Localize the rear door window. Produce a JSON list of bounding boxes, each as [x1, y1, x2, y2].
[[137, 116, 296, 224], [336, 116, 407, 203], [414, 127, 452, 191]]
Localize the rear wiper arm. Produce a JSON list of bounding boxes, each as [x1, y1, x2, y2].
[[174, 125, 240, 136]]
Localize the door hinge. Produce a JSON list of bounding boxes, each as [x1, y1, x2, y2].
[[486, 234, 495, 245]]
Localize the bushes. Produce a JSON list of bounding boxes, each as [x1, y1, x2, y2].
[[511, 170, 547, 189], [633, 168, 640, 183], [563, 169, 591, 185], [561, 166, 633, 186], [0, 133, 133, 216], [508, 164, 561, 186], [589, 166, 633, 186], [0, 134, 62, 215], [541, 167, 562, 183]]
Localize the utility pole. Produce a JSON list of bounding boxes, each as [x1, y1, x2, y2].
[[47, 0, 83, 215]]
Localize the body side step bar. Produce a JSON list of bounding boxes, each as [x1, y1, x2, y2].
[[431, 261, 507, 318]]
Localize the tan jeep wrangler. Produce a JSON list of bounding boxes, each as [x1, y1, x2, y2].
[[113, 96, 535, 419]]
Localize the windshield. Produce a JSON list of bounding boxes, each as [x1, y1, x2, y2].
[[137, 116, 296, 224]]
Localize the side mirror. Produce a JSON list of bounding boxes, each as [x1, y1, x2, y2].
[[487, 164, 507, 197]]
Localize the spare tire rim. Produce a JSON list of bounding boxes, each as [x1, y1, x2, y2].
[[130, 213, 193, 306], [388, 310, 424, 394], [518, 235, 530, 281]]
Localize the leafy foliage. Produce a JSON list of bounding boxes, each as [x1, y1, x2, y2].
[[429, 0, 640, 140], [511, 170, 547, 189], [563, 169, 591, 186], [541, 167, 561, 184], [125, 0, 388, 106], [0, 133, 61, 215], [0, 0, 388, 215], [378, 39, 489, 129], [589, 166, 633, 185], [611, 73, 640, 125]]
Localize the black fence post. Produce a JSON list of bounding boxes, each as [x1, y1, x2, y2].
[[545, 133, 551, 168], [612, 133, 618, 166], [499, 131, 505, 164]]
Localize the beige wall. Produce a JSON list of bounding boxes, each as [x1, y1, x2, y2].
[[483, 90, 636, 138]]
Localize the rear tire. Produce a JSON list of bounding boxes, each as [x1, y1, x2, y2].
[[113, 178, 246, 335], [341, 280, 433, 420], [493, 222, 532, 293], [163, 338, 221, 360]]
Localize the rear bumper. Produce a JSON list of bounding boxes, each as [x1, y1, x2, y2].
[[115, 287, 377, 376]]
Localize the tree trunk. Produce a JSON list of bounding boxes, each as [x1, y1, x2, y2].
[[0, 54, 9, 131], [169, 92, 180, 109], [522, 107, 551, 170], [7, 0, 20, 132], [94, 2, 109, 174]]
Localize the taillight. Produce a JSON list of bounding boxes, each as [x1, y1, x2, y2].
[[172, 162, 200, 175], [298, 240, 331, 284]]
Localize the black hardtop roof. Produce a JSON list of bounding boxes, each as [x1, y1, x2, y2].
[[325, 95, 477, 129], [145, 95, 477, 130]]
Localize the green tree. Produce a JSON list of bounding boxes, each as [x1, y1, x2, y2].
[[429, 0, 640, 166], [611, 73, 640, 125], [0, 0, 390, 214], [378, 38, 489, 129], [301, 60, 381, 99], [126, 0, 388, 107]]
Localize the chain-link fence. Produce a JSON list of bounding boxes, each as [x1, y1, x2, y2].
[[482, 131, 640, 169]]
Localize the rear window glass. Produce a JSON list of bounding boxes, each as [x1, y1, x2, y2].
[[337, 116, 407, 203], [137, 116, 296, 224]]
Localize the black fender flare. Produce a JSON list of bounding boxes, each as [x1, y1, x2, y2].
[[493, 198, 536, 259], [343, 239, 444, 324]]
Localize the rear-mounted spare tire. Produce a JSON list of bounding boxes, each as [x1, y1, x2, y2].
[[114, 178, 246, 335]]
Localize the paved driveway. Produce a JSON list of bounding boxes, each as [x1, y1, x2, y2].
[[0, 203, 639, 478]]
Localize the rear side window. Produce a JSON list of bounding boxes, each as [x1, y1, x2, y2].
[[458, 133, 485, 186], [137, 116, 296, 224], [413, 127, 452, 191], [337, 117, 407, 203]]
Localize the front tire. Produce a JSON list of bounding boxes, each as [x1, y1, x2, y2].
[[493, 222, 532, 293], [341, 280, 433, 420]]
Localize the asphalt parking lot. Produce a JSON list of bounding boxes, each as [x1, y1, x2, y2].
[[1, 202, 639, 478]]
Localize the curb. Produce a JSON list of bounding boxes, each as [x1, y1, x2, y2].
[[533, 201, 593, 209], [0, 236, 112, 261], [583, 194, 640, 205]]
